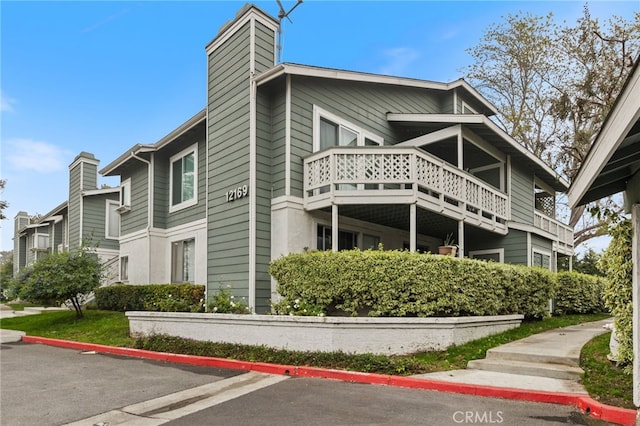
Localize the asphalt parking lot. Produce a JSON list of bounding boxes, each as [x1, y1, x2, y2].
[[1, 341, 606, 426]]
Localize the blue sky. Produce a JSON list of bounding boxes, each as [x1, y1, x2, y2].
[[1, 1, 638, 252]]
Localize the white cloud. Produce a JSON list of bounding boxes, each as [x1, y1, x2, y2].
[[6, 139, 71, 173], [1, 92, 16, 112], [378, 47, 421, 77]]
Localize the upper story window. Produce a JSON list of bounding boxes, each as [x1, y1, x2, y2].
[[170, 144, 198, 212], [313, 105, 383, 152], [32, 233, 49, 250], [105, 200, 120, 240], [118, 179, 131, 213]]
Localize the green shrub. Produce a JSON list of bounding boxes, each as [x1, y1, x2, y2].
[[95, 284, 205, 312], [599, 219, 633, 370], [19, 247, 102, 318], [554, 271, 607, 315], [207, 286, 250, 314], [269, 249, 557, 318]]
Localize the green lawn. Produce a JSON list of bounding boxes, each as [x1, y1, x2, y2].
[[580, 332, 634, 409], [0, 310, 628, 407]]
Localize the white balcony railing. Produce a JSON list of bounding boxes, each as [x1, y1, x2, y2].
[[304, 147, 509, 232], [534, 211, 574, 254]]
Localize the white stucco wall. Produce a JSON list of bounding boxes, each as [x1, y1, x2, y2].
[[127, 312, 524, 355]]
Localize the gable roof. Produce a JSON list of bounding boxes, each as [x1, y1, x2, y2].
[[255, 62, 498, 116], [387, 113, 570, 191], [100, 108, 206, 176], [568, 57, 640, 207]]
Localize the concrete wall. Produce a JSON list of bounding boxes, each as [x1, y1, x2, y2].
[[127, 312, 523, 355]]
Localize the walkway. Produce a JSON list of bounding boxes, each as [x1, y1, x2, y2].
[[413, 318, 613, 394]]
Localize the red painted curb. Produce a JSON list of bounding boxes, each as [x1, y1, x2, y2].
[[20, 336, 638, 426]]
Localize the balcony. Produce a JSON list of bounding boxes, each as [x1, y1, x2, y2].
[[534, 211, 574, 255], [304, 147, 509, 234]]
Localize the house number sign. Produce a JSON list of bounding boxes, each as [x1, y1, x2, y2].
[[226, 184, 249, 202]]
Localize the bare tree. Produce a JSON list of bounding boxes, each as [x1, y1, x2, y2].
[[465, 7, 640, 247]]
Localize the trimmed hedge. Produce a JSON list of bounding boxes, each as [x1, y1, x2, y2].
[[270, 249, 556, 319], [554, 271, 607, 315], [599, 219, 633, 369], [95, 284, 206, 313]]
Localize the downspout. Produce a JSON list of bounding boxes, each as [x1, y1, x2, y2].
[[130, 151, 153, 282]]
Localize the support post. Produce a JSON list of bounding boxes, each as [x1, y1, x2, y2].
[[457, 220, 464, 258], [332, 204, 338, 252], [410, 204, 417, 252]]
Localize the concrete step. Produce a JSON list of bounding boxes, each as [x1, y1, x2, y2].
[[484, 346, 579, 367], [467, 358, 584, 380]]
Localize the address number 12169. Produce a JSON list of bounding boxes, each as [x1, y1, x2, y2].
[[226, 185, 249, 202]]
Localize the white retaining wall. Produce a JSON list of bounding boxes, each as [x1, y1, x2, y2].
[[126, 312, 524, 355]]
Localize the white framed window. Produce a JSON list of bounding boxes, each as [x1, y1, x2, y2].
[[105, 200, 120, 240], [313, 106, 383, 152], [469, 248, 504, 263], [171, 238, 195, 283], [532, 249, 552, 270], [118, 179, 131, 213], [120, 256, 129, 282], [170, 144, 198, 212], [32, 233, 49, 250]]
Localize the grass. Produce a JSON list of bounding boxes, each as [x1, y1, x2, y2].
[[0, 310, 134, 347], [580, 332, 634, 409], [2, 310, 627, 406]]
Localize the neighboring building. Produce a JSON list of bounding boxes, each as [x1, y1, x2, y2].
[[568, 57, 639, 405], [13, 152, 120, 283], [96, 4, 573, 313]]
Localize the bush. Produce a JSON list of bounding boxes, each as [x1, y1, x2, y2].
[[554, 271, 607, 315], [269, 249, 557, 319], [207, 285, 250, 314], [19, 247, 102, 318], [599, 219, 633, 370], [95, 284, 205, 312]]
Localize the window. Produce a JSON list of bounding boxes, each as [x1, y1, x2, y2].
[[317, 225, 357, 251], [33, 233, 49, 250], [313, 106, 383, 152], [170, 145, 197, 211], [363, 234, 381, 250], [118, 179, 131, 213], [469, 249, 504, 263], [105, 200, 120, 239], [120, 256, 129, 282], [171, 238, 195, 283], [532, 250, 551, 270]]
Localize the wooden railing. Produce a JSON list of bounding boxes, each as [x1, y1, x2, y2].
[[534, 211, 574, 254], [304, 147, 509, 227]]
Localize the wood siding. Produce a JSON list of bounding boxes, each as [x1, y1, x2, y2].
[[121, 161, 149, 235], [207, 21, 252, 300], [68, 164, 82, 249], [83, 195, 119, 250], [253, 20, 276, 312], [153, 125, 207, 230], [510, 162, 534, 225], [287, 77, 445, 197]]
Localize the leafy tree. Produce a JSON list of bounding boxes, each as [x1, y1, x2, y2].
[[0, 250, 13, 301], [20, 247, 102, 318], [557, 248, 603, 276], [465, 7, 640, 246], [0, 179, 7, 220]]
